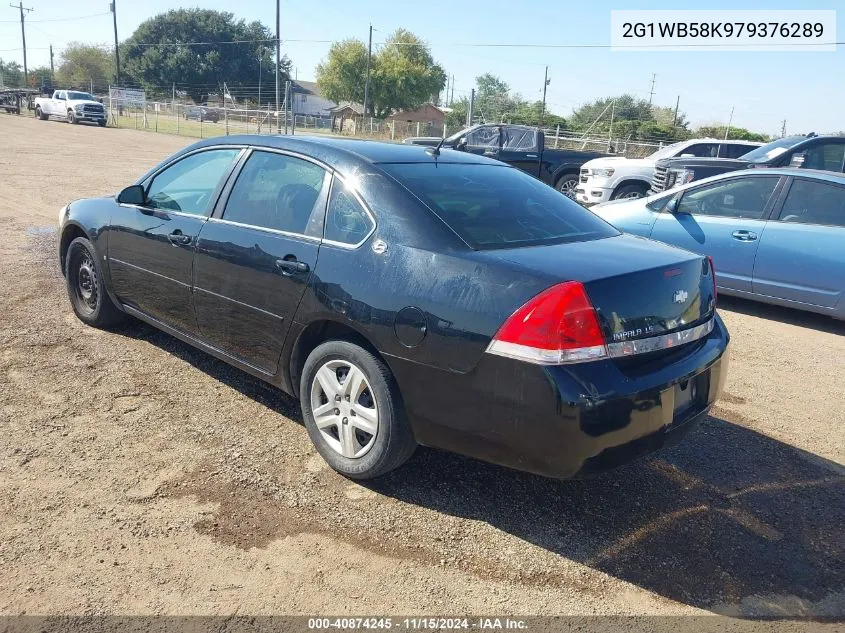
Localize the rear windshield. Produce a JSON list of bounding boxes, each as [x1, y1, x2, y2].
[[381, 163, 619, 249]]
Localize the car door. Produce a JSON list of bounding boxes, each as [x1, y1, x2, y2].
[[498, 126, 541, 176], [752, 176, 845, 308], [191, 149, 331, 373], [51, 91, 65, 116], [108, 147, 243, 334], [648, 175, 782, 293]]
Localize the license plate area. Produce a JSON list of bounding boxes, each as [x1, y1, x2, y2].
[[672, 371, 709, 420]]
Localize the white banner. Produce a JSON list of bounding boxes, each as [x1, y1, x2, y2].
[[109, 87, 146, 107]]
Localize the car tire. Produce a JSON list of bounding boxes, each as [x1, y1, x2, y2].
[[97, 120, 107, 127], [556, 173, 579, 200], [35, 106, 44, 120], [67, 110, 77, 124], [611, 183, 649, 200], [300, 340, 416, 479], [65, 237, 125, 328]]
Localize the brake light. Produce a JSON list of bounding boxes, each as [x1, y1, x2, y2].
[[707, 256, 717, 304], [486, 281, 608, 365]]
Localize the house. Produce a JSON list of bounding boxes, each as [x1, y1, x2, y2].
[[290, 80, 336, 117], [385, 103, 445, 127], [329, 102, 365, 132]]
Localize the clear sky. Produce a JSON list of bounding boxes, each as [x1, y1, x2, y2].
[[1, 0, 842, 136]]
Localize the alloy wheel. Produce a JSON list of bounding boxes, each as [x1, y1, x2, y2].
[[310, 359, 379, 459]]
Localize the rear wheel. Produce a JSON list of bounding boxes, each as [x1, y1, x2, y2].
[[300, 340, 416, 479], [556, 174, 579, 200], [65, 237, 125, 328], [611, 183, 649, 200]]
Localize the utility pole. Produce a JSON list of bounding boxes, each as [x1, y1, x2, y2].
[[607, 100, 615, 152], [672, 95, 680, 127], [781, 119, 787, 138], [450, 74, 454, 106], [363, 24, 372, 117], [724, 105, 735, 140], [49, 44, 54, 86], [541, 65, 550, 128], [275, 0, 280, 129], [10, 2, 33, 88], [466, 88, 475, 127], [648, 73, 656, 105], [257, 53, 262, 107], [109, 1, 120, 85]]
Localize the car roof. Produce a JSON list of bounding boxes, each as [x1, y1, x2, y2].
[[654, 167, 845, 196], [186, 134, 507, 170]]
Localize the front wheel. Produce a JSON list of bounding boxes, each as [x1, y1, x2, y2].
[[611, 183, 649, 200], [97, 120, 107, 127], [35, 106, 45, 120], [65, 237, 125, 328], [556, 174, 579, 200], [300, 340, 416, 479], [67, 110, 77, 124]]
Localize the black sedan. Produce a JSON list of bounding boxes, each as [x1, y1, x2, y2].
[[57, 136, 729, 480], [184, 106, 219, 123]]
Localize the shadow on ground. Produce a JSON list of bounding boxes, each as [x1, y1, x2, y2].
[[718, 294, 845, 336], [116, 319, 845, 617]]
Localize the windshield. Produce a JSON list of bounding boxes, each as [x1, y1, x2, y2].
[[444, 126, 473, 144], [739, 136, 807, 163], [648, 141, 688, 160], [381, 163, 619, 249], [67, 91, 96, 101]]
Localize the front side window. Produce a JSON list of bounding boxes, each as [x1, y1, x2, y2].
[[382, 163, 618, 249], [778, 179, 845, 228], [466, 126, 500, 148], [721, 144, 759, 159], [223, 150, 328, 235], [684, 143, 719, 158], [146, 149, 240, 215], [324, 178, 375, 246], [677, 177, 778, 220]]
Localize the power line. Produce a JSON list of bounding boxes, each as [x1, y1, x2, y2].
[[0, 11, 109, 23]]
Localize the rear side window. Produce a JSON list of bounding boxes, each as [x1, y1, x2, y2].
[[677, 176, 778, 220], [223, 150, 328, 235], [721, 144, 759, 159], [777, 179, 845, 228], [685, 143, 719, 157], [800, 143, 845, 172], [381, 163, 619, 249], [324, 178, 375, 246]]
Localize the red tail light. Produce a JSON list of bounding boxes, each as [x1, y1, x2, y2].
[[486, 281, 608, 365], [707, 256, 717, 305]]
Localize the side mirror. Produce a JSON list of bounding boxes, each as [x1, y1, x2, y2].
[[789, 152, 806, 167], [455, 137, 467, 151], [117, 184, 146, 205], [665, 195, 681, 214]]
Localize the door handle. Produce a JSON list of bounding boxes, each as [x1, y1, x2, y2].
[[731, 230, 758, 242], [275, 258, 310, 275], [167, 231, 192, 245], [525, 153, 538, 159]]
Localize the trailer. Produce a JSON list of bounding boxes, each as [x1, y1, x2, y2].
[[0, 89, 39, 115]]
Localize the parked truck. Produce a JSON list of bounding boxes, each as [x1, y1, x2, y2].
[[34, 90, 106, 126], [575, 138, 762, 206], [403, 124, 608, 198]]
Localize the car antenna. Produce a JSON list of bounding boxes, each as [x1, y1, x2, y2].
[[426, 136, 447, 158]]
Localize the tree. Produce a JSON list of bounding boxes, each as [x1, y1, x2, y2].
[[56, 43, 114, 90], [693, 126, 770, 142], [652, 104, 689, 129], [26, 65, 54, 90], [315, 39, 369, 105], [0, 59, 23, 87], [122, 9, 291, 103], [569, 94, 654, 130], [474, 73, 513, 123], [316, 28, 445, 118], [369, 30, 446, 118]]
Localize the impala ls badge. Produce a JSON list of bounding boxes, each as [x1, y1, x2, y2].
[[673, 290, 689, 304]]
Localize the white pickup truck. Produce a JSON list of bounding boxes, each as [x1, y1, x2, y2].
[[34, 90, 107, 126], [575, 138, 763, 206]]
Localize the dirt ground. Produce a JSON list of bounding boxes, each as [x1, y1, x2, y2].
[[0, 114, 843, 619]]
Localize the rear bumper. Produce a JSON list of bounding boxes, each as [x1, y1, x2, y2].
[[391, 315, 730, 479]]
